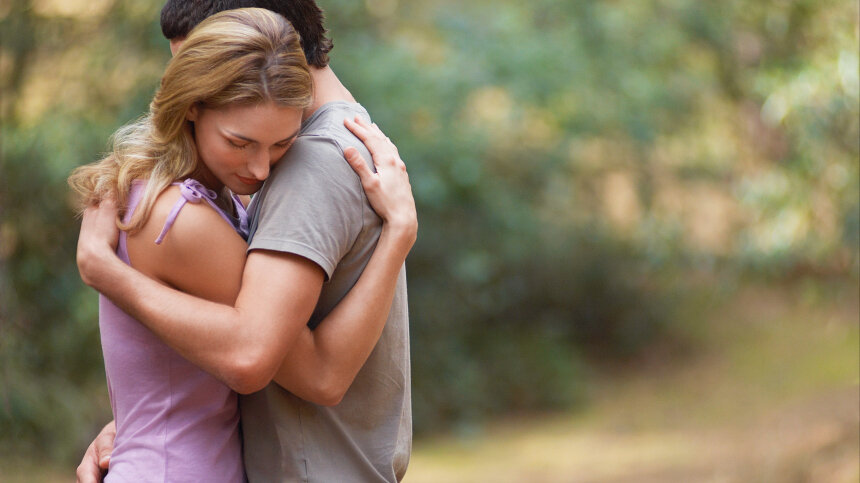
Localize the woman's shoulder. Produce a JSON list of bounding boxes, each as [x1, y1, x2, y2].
[[138, 182, 237, 248], [126, 181, 248, 304], [127, 183, 239, 272], [126, 184, 181, 268]]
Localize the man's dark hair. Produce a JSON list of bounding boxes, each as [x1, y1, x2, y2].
[[160, 0, 334, 68]]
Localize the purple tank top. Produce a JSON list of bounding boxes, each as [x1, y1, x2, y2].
[[99, 179, 248, 482]]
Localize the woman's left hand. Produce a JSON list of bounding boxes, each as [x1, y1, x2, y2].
[[343, 116, 417, 246]]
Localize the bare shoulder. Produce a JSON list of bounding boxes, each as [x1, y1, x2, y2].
[[126, 185, 182, 276], [127, 185, 246, 284]]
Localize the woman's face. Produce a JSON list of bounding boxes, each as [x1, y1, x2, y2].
[[187, 101, 303, 195]]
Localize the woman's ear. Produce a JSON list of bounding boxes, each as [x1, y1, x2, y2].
[[186, 104, 199, 122]]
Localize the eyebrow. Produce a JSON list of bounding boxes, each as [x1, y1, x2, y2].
[[224, 127, 301, 144]]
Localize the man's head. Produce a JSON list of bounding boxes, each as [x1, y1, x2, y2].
[[161, 0, 333, 68]]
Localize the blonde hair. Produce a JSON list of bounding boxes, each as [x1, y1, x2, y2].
[[68, 8, 313, 232]]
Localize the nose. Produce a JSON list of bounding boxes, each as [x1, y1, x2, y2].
[[247, 149, 271, 181]]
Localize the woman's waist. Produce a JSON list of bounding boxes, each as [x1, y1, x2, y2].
[[108, 366, 238, 424], [111, 394, 242, 465], [98, 299, 234, 404], [107, 422, 245, 482]]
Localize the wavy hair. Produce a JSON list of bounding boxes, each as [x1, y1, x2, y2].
[[68, 8, 313, 232]]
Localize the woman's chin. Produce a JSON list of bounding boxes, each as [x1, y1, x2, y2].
[[229, 184, 262, 196], [226, 178, 264, 195]]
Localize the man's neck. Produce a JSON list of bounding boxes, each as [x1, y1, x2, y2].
[[303, 66, 355, 121]]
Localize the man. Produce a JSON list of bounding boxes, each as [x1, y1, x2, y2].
[[76, 1, 414, 481]]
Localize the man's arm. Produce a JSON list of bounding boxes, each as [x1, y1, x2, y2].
[[75, 421, 115, 483]]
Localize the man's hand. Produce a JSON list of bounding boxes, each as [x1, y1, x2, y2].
[[76, 421, 115, 483], [76, 198, 120, 288]]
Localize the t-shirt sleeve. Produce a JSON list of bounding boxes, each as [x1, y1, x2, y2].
[[247, 135, 364, 279]]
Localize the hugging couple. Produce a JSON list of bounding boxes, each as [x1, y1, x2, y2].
[[71, 1, 416, 481]]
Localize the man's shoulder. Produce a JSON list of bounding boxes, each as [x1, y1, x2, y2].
[[295, 101, 371, 151], [246, 103, 374, 275], [262, 102, 373, 190], [271, 102, 371, 181]]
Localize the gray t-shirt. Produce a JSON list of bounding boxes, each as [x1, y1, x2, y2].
[[240, 101, 411, 482]]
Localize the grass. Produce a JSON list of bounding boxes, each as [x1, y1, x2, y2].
[[404, 279, 860, 482]]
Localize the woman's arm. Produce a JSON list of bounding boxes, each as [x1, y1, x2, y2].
[[81, 118, 415, 401], [272, 117, 416, 404]]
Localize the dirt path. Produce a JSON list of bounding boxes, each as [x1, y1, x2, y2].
[[406, 283, 860, 482], [406, 386, 858, 482]]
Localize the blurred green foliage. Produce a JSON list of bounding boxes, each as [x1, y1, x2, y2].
[[1, 0, 857, 464]]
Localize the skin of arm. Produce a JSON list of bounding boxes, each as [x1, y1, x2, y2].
[[74, 216, 411, 479], [74, 119, 415, 479], [127, 186, 248, 308], [106, 185, 321, 396], [271, 225, 408, 404], [82, 193, 400, 401], [77, 118, 416, 402], [271, 118, 416, 404]]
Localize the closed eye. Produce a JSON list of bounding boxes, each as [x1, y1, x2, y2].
[[228, 139, 249, 149], [275, 136, 297, 149]]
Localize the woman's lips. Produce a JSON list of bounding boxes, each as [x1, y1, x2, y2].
[[237, 175, 259, 185]]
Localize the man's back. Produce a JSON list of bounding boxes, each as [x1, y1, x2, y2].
[[241, 101, 411, 482]]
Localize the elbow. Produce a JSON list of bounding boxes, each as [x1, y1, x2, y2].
[[311, 383, 346, 407], [302, 372, 348, 406], [225, 350, 279, 395], [292, 371, 349, 406], [230, 375, 268, 396]]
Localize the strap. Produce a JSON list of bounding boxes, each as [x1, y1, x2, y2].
[[231, 193, 250, 239], [154, 179, 244, 244]]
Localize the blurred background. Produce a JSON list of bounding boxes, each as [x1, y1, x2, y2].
[[1, 0, 858, 481]]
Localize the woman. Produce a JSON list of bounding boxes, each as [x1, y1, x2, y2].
[[68, 8, 415, 481]]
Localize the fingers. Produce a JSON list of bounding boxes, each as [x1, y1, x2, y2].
[[343, 116, 372, 142], [344, 117, 402, 170], [76, 444, 106, 483], [343, 147, 379, 191], [344, 117, 386, 160], [82, 197, 118, 229], [76, 465, 101, 483], [99, 195, 117, 209], [95, 441, 112, 470], [95, 420, 116, 469], [95, 197, 119, 221]]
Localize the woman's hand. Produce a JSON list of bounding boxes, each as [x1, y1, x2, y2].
[[343, 116, 417, 251]]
